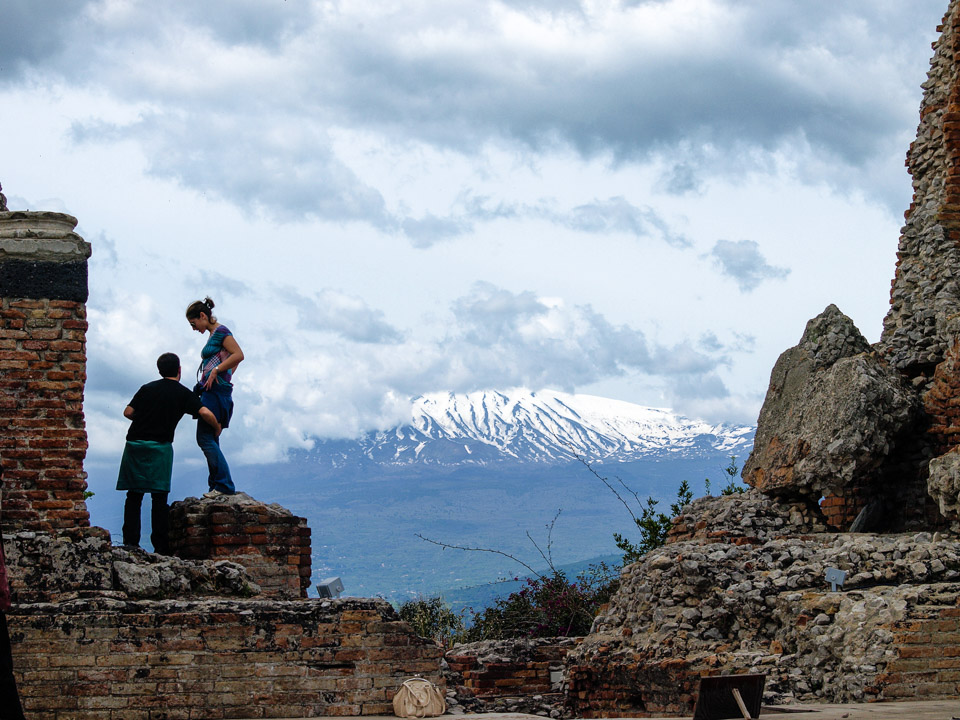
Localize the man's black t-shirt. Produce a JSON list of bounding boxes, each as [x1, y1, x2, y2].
[[126, 378, 203, 443]]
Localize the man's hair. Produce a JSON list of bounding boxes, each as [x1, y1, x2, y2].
[[157, 353, 180, 378]]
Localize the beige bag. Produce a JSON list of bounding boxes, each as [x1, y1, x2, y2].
[[393, 677, 446, 718]]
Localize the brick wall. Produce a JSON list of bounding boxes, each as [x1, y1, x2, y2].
[[566, 653, 697, 718], [870, 586, 960, 701], [924, 339, 960, 456], [169, 494, 312, 599], [9, 596, 444, 719], [445, 639, 573, 717], [819, 488, 869, 531], [447, 642, 568, 697], [0, 210, 91, 532]]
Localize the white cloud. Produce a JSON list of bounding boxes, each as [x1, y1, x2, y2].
[[7, 0, 943, 232], [709, 239, 790, 292], [279, 288, 403, 344], [0, 0, 946, 468], [83, 280, 736, 463]]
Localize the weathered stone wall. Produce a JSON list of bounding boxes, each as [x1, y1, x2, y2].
[[567, 494, 960, 717], [881, 4, 960, 376], [445, 638, 574, 717], [10, 597, 443, 719], [0, 210, 91, 532], [4, 529, 261, 603], [666, 490, 827, 545], [169, 493, 312, 599]]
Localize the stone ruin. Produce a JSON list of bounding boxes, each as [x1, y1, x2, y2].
[[9, 4, 960, 718], [564, 1, 960, 716], [0, 210, 443, 717]]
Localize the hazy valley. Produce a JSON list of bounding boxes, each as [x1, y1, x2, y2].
[[87, 389, 754, 604]]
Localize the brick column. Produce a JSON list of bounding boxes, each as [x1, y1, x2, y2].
[[0, 210, 91, 531], [169, 494, 313, 598]]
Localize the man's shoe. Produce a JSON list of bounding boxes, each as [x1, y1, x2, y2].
[[203, 489, 223, 499]]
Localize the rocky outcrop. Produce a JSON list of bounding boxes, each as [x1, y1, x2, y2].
[[4, 527, 260, 603], [566, 496, 960, 715], [743, 306, 917, 500]]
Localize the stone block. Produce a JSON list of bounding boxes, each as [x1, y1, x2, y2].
[[744, 305, 918, 501]]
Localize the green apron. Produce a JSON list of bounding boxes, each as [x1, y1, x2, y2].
[[116, 440, 174, 493]]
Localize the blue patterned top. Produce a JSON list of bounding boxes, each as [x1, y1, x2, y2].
[[199, 325, 235, 387]]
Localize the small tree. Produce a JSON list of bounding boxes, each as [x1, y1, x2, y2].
[[416, 510, 619, 641], [398, 595, 465, 646], [718, 455, 745, 495], [612, 479, 693, 565]]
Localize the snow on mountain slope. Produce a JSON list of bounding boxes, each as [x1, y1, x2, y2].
[[307, 389, 754, 467]]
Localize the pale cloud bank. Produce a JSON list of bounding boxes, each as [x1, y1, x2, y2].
[[1, 0, 946, 467], [5, 0, 944, 233]]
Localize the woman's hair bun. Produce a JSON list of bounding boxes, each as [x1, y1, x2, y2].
[[204, 297, 215, 310]]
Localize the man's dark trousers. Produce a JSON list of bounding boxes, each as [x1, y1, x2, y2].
[[122, 490, 170, 554]]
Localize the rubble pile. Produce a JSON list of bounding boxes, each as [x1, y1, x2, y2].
[[567, 507, 960, 715], [667, 490, 827, 544]]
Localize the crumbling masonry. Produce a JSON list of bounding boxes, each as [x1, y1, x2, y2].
[[0, 211, 443, 717]]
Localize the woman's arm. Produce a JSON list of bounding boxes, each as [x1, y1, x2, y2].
[[198, 407, 222, 438]]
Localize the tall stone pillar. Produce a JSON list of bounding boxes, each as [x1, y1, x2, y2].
[[881, 5, 960, 375], [0, 209, 92, 531]]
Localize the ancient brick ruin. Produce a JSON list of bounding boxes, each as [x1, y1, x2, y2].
[[11, 2, 960, 717], [170, 493, 312, 598], [0, 211, 91, 533], [0, 210, 443, 717], [565, 1, 960, 716]]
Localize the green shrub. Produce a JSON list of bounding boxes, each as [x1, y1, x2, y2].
[[464, 564, 618, 641], [613, 479, 693, 565], [397, 595, 466, 646], [719, 456, 746, 495]]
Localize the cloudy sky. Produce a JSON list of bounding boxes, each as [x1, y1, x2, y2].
[[1, 0, 948, 470]]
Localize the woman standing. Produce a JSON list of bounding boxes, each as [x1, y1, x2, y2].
[[186, 297, 244, 497]]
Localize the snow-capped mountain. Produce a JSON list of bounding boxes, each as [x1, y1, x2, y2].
[[303, 389, 754, 468]]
